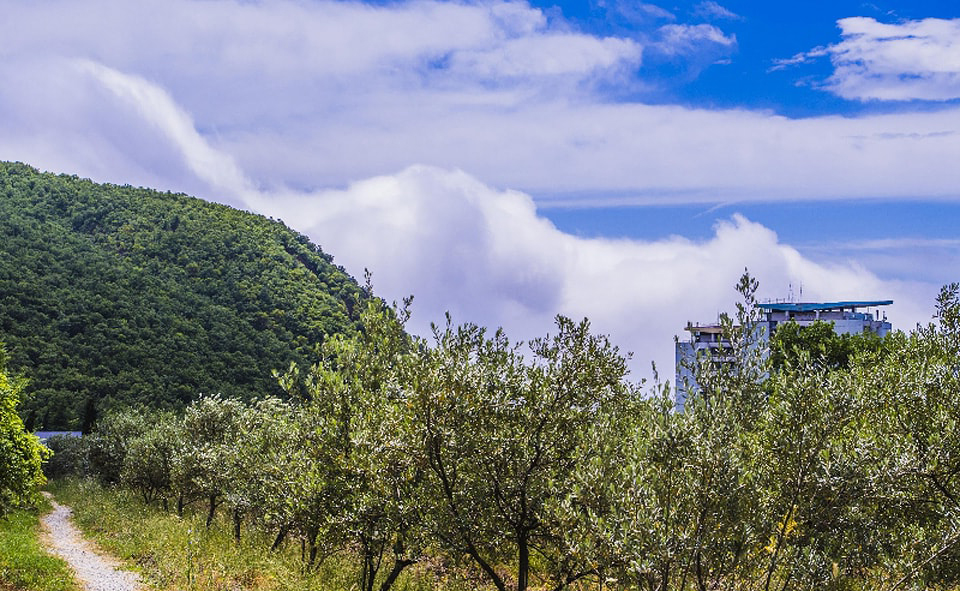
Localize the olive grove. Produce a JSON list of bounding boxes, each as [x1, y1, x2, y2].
[[46, 279, 960, 591]]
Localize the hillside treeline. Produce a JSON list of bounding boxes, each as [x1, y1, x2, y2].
[[47, 279, 960, 591], [0, 162, 364, 430]]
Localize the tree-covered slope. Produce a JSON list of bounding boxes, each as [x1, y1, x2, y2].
[[0, 161, 364, 430]]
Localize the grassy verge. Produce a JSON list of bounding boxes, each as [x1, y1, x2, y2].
[[0, 499, 78, 591], [47, 479, 457, 591]]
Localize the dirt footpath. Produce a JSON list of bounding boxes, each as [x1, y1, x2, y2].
[[40, 493, 145, 591]]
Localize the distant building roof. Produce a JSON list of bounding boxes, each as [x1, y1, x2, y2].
[[684, 324, 726, 333], [756, 300, 893, 313], [33, 431, 83, 442]]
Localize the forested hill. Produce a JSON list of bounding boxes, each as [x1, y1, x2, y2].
[[0, 161, 365, 430]]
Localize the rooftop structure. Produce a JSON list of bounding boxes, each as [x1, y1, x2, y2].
[[756, 300, 893, 338], [33, 431, 83, 444], [675, 299, 893, 410]]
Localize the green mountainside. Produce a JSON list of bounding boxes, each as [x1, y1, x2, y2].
[[0, 161, 364, 430]]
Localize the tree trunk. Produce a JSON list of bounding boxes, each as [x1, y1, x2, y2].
[[206, 494, 218, 528], [362, 542, 376, 591], [362, 548, 377, 591], [378, 558, 416, 591], [232, 506, 243, 543], [518, 532, 530, 591], [271, 523, 290, 551], [695, 550, 707, 591], [307, 528, 320, 567], [465, 544, 508, 591]]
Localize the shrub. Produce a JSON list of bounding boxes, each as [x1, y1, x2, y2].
[[0, 343, 50, 514]]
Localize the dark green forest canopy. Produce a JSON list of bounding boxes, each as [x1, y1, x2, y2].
[[0, 161, 365, 430]]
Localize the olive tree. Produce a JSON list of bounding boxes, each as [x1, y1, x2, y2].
[[228, 396, 302, 547], [278, 295, 426, 590], [565, 272, 772, 591], [854, 283, 960, 589], [749, 357, 875, 591], [86, 408, 152, 486], [171, 395, 247, 527], [121, 411, 180, 508], [413, 314, 635, 591]]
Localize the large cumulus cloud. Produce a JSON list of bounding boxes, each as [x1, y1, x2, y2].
[[282, 165, 932, 380]]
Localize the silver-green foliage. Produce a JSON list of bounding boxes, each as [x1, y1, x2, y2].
[[275, 295, 427, 590], [413, 313, 638, 591], [854, 283, 960, 589], [67, 279, 960, 591]]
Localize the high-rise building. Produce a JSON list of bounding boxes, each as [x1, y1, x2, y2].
[[675, 300, 893, 411]]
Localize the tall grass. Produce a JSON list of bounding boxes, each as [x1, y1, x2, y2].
[[0, 499, 78, 591], [47, 479, 463, 591]]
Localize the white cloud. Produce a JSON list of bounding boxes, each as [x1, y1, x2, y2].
[[76, 60, 257, 201], [0, 0, 644, 101], [692, 1, 741, 21], [655, 23, 736, 56], [0, 45, 940, 382], [0, 57, 217, 198], [770, 46, 829, 71], [3, 1, 960, 204], [819, 17, 960, 101], [0, 0, 952, 383], [448, 33, 642, 80], [283, 166, 934, 381], [800, 237, 960, 285]]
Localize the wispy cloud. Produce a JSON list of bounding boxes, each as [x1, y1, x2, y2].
[[769, 46, 829, 71], [635, 3, 676, 21], [776, 16, 960, 101], [2, 2, 960, 209], [794, 234, 960, 287], [692, 1, 742, 21], [76, 60, 257, 202], [808, 237, 960, 251], [655, 23, 737, 56], [448, 33, 642, 81]]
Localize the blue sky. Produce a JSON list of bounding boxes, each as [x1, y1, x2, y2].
[[1, 0, 958, 380], [534, 0, 960, 116]]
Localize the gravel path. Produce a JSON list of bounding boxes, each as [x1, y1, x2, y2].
[[40, 493, 145, 591]]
